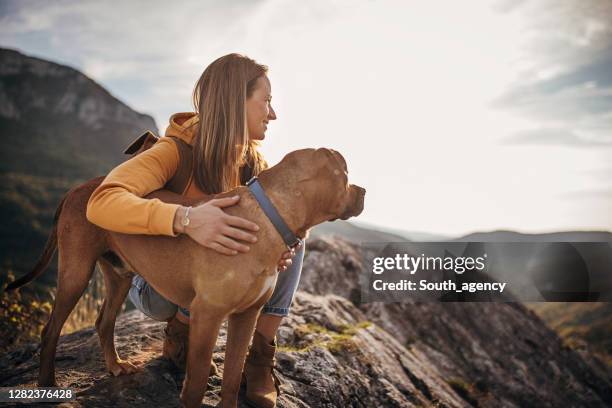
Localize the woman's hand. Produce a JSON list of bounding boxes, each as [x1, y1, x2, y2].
[[173, 195, 259, 255], [277, 241, 302, 272]]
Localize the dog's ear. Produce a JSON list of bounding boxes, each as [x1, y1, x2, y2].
[[315, 147, 347, 171], [124, 131, 159, 156]]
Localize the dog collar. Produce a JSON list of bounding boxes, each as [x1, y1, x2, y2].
[[246, 176, 302, 249]]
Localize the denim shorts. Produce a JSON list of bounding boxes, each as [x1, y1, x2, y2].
[[127, 241, 305, 320]]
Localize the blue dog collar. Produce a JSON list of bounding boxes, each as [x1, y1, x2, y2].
[[246, 176, 302, 249]]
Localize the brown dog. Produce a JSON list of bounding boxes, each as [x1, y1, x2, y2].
[[8, 147, 365, 408]]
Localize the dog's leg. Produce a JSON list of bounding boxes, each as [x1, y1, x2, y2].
[[95, 258, 138, 377], [39, 256, 96, 386], [222, 306, 261, 407], [180, 298, 224, 408]]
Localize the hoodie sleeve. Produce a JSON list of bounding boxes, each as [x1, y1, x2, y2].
[[86, 137, 181, 236]]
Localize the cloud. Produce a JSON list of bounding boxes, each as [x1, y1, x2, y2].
[[493, 81, 612, 121], [504, 127, 612, 147], [492, 49, 612, 119], [491, 0, 528, 14], [490, 0, 612, 148], [503, 127, 612, 147]]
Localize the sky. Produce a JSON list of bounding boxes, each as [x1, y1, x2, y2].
[[1, 0, 611, 236]]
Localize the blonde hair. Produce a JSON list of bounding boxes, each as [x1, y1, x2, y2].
[[192, 53, 269, 194]]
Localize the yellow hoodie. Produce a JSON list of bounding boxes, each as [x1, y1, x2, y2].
[[86, 112, 205, 236]]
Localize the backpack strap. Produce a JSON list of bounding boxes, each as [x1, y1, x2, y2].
[[165, 135, 193, 194], [124, 130, 159, 155]]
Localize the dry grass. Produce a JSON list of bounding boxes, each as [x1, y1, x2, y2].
[[527, 302, 612, 367], [61, 269, 108, 335], [1, 267, 124, 352]]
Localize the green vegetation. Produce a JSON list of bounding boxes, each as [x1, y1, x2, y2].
[[0, 270, 52, 352], [0, 172, 107, 352], [0, 173, 76, 286], [527, 302, 612, 367], [278, 321, 372, 354], [1, 269, 113, 353]]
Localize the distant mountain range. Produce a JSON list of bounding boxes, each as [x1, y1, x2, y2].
[[312, 220, 611, 244], [311, 219, 451, 242], [456, 230, 612, 243]]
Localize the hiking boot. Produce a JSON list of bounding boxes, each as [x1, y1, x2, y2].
[[162, 316, 218, 375], [243, 331, 281, 408]]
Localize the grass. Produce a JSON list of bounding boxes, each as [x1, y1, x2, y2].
[[278, 321, 372, 354], [1, 269, 119, 353]]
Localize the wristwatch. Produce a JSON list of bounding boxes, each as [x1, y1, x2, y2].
[[181, 206, 192, 228]]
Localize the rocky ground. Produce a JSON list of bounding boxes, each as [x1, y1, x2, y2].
[[1, 236, 611, 407]]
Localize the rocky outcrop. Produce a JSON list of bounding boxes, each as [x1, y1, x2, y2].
[[1, 237, 611, 407], [0, 47, 157, 179], [0, 293, 465, 407], [301, 237, 612, 406], [0, 47, 156, 132]]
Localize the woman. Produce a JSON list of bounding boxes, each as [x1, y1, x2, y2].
[[86, 53, 303, 408]]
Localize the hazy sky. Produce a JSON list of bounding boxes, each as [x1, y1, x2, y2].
[[1, 0, 611, 236]]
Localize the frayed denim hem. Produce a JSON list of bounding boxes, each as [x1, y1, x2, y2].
[[261, 306, 289, 317], [176, 306, 289, 318]]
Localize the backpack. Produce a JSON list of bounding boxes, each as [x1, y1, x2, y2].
[[123, 130, 193, 195], [123, 130, 257, 195]]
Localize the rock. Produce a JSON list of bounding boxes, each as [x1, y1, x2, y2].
[[299, 236, 612, 406], [0, 47, 156, 132], [1, 236, 611, 407], [0, 47, 158, 182]]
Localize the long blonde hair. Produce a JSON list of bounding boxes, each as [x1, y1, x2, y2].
[[191, 53, 269, 194]]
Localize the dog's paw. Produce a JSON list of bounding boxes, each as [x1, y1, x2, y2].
[[107, 358, 140, 376]]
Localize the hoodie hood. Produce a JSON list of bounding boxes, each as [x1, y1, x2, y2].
[[164, 112, 199, 145]]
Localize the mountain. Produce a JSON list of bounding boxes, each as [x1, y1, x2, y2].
[[310, 220, 409, 242], [1, 236, 610, 407], [311, 220, 451, 242], [455, 230, 612, 243], [313, 223, 612, 246], [0, 48, 157, 178], [0, 47, 158, 286]]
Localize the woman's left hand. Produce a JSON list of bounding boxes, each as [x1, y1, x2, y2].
[[277, 241, 301, 272]]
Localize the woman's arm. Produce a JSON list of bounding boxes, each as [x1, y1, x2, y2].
[[87, 135, 261, 254], [86, 137, 181, 236]]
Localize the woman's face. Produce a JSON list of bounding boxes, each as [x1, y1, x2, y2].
[[246, 75, 276, 141]]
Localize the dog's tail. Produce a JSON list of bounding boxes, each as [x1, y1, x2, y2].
[[5, 194, 67, 291]]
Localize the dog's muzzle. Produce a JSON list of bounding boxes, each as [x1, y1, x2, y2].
[[339, 185, 366, 220]]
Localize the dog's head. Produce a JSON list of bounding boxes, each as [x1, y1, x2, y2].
[[277, 147, 366, 226]]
